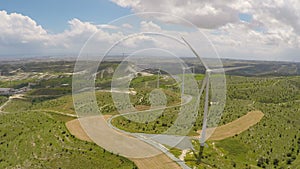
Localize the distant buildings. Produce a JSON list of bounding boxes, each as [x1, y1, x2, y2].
[[0, 88, 14, 96], [0, 86, 31, 96], [15, 86, 30, 94], [28, 83, 37, 88], [61, 83, 69, 87]]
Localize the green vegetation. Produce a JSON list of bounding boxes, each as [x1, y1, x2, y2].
[[0, 61, 75, 75], [0, 78, 36, 88], [0, 111, 136, 169], [168, 147, 182, 159], [112, 105, 180, 134], [2, 99, 32, 113], [184, 140, 231, 168], [0, 96, 8, 106], [114, 75, 300, 168], [1, 60, 300, 168]]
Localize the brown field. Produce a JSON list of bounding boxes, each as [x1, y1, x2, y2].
[[66, 115, 180, 169], [135, 105, 151, 111], [196, 111, 264, 141], [130, 154, 181, 169], [65, 119, 92, 142], [66, 111, 263, 168]]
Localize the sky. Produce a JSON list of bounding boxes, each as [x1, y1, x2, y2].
[[0, 0, 299, 62]]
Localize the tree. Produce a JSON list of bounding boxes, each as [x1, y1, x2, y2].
[[257, 157, 265, 167], [273, 158, 279, 166]]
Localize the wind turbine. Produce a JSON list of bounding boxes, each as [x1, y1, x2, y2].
[[181, 39, 250, 165], [181, 37, 213, 164]]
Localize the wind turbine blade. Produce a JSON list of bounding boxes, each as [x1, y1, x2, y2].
[[198, 74, 207, 97], [200, 72, 210, 145], [181, 37, 208, 70]]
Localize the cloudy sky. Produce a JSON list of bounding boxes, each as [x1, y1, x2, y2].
[[0, 0, 299, 61]]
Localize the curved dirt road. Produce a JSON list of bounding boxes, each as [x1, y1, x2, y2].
[[67, 95, 193, 169]]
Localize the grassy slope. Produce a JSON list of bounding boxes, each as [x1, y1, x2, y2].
[[3, 92, 116, 115], [3, 85, 181, 117], [2, 74, 300, 168], [0, 96, 8, 106], [195, 76, 300, 169], [0, 111, 136, 169], [113, 75, 300, 168]]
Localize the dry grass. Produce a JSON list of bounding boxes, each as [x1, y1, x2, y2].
[[65, 118, 92, 142], [65, 115, 113, 142], [130, 154, 181, 169], [197, 111, 264, 141], [66, 115, 180, 169]]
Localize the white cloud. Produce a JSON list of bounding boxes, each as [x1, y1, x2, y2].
[[121, 34, 154, 48], [0, 11, 48, 45], [111, 0, 240, 28], [122, 23, 133, 29], [1, 0, 300, 62], [111, 0, 300, 35], [110, 0, 140, 8], [97, 24, 119, 30], [0, 11, 124, 56], [111, 0, 300, 61], [140, 21, 161, 32]]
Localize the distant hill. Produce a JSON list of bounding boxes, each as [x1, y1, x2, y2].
[[0, 57, 299, 76]]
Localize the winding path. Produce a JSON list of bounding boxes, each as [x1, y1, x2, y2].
[[67, 115, 182, 169], [66, 95, 193, 169], [0, 94, 24, 114]]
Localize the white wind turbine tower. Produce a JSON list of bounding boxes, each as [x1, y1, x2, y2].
[[181, 37, 215, 164], [181, 38, 248, 164]]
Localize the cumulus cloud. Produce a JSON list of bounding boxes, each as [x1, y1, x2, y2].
[[111, 0, 300, 61], [122, 23, 133, 29], [0, 10, 166, 57], [0, 11, 48, 45], [1, 0, 300, 62], [140, 21, 161, 32], [0, 11, 125, 56], [111, 0, 240, 29], [97, 24, 119, 30], [111, 0, 300, 35], [0, 11, 52, 55]]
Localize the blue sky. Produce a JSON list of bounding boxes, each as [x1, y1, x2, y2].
[[0, 0, 251, 33], [0, 0, 299, 61], [239, 13, 252, 23], [0, 0, 132, 33]]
